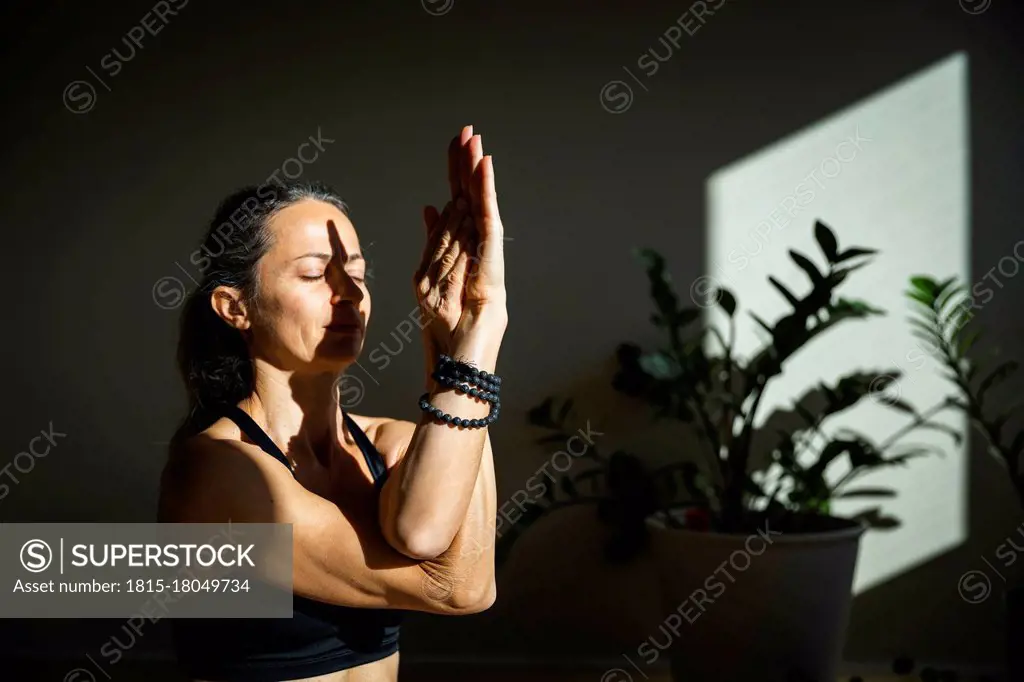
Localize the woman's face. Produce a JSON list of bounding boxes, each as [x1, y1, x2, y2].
[[248, 198, 370, 371]]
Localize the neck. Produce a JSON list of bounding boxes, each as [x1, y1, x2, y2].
[[241, 358, 353, 467]]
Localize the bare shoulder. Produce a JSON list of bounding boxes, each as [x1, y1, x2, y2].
[[158, 417, 292, 523], [347, 413, 418, 470]]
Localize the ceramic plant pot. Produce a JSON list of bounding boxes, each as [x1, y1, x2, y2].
[[646, 513, 866, 682]]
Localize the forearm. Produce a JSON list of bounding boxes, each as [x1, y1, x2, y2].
[[380, 310, 504, 559], [419, 431, 497, 610]]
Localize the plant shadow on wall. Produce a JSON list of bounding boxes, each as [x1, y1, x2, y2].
[[493, 220, 1024, 681], [497, 220, 960, 565], [491, 220, 1013, 681]]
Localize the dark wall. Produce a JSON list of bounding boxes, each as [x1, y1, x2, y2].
[[1, 0, 1021, 669]]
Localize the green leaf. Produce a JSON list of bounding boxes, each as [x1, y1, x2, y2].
[[837, 487, 898, 499], [957, 329, 982, 358], [908, 317, 944, 344], [768, 276, 802, 309], [638, 352, 681, 380], [814, 220, 840, 263], [810, 439, 854, 477], [906, 288, 936, 308], [789, 249, 825, 284], [933, 276, 958, 300], [945, 305, 976, 339], [910, 276, 939, 299], [717, 287, 737, 317], [936, 282, 966, 317], [911, 330, 943, 349]]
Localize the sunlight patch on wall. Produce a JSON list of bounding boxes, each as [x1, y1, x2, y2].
[[704, 52, 969, 593]]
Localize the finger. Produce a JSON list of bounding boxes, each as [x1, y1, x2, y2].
[[462, 230, 482, 281], [425, 202, 467, 282], [441, 243, 471, 302], [414, 202, 452, 283], [447, 133, 462, 201], [432, 212, 471, 285], [474, 156, 504, 279], [423, 205, 440, 234], [466, 135, 485, 219], [423, 204, 443, 243], [475, 155, 501, 238], [458, 127, 474, 199]]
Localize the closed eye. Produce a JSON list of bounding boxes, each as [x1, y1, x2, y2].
[[300, 272, 365, 283]]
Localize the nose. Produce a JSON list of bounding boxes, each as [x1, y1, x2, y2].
[[323, 219, 365, 305], [327, 265, 364, 304]]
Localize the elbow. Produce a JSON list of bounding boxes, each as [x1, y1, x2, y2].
[[381, 500, 452, 560], [448, 579, 497, 615], [391, 523, 453, 561]]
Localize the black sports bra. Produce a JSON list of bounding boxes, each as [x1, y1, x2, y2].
[[170, 405, 403, 681]]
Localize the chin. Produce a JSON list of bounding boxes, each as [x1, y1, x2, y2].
[[319, 334, 364, 363]]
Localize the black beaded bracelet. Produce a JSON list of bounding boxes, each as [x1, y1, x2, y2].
[[436, 354, 502, 395], [419, 354, 503, 428], [419, 392, 500, 428], [430, 370, 501, 404]]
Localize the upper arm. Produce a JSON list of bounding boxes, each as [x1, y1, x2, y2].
[[373, 417, 496, 563], [372, 418, 419, 471], [163, 435, 473, 614]]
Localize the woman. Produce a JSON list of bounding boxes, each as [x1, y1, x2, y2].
[[158, 125, 506, 681]]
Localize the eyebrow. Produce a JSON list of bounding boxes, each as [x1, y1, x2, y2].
[[293, 252, 364, 264]]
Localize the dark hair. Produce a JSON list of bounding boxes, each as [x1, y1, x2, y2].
[[170, 180, 350, 445]]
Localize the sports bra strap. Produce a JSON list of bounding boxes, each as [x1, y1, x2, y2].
[[222, 405, 388, 489], [223, 404, 292, 472], [343, 411, 388, 490]]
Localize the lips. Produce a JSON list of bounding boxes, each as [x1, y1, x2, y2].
[[327, 324, 361, 332], [327, 311, 362, 332]]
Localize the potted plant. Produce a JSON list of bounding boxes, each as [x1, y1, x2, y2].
[[498, 221, 959, 681], [903, 275, 1023, 679]]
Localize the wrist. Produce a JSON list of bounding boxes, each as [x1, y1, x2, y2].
[[449, 333, 501, 374], [453, 305, 507, 345]]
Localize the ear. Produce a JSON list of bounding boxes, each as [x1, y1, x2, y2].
[[210, 285, 252, 331]]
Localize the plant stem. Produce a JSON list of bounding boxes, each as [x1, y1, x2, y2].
[[722, 378, 768, 529], [876, 398, 955, 452], [686, 391, 726, 493]]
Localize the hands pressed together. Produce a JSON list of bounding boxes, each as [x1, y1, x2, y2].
[[413, 126, 507, 362]]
